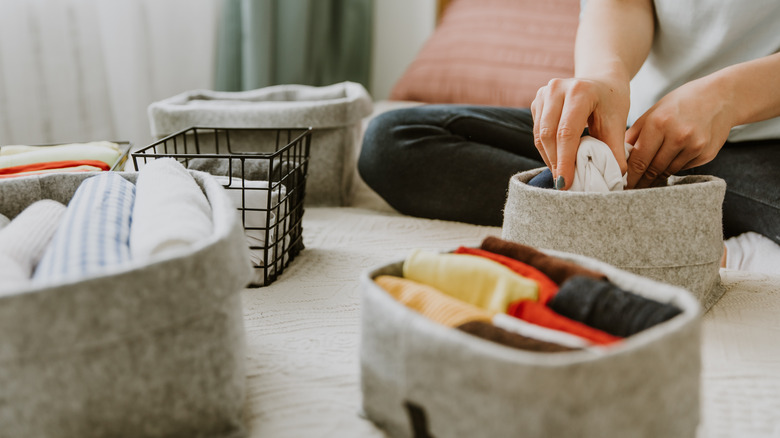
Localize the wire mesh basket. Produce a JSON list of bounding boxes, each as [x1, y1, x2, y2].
[[132, 127, 311, 287]]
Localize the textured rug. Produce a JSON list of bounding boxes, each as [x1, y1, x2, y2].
[[241, 207, 780, 438]]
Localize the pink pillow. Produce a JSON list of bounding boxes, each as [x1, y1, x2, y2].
[[390, 0, 579, 108]]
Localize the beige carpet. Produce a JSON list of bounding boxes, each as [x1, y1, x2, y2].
[[241, 207, 780, 438]]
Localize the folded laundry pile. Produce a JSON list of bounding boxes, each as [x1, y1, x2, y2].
[[0, 158, 212, 293], [373, 236, 683, 351], [0, 141, 126, 178]]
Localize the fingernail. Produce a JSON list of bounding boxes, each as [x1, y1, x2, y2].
[[555, 175, 565, 190]]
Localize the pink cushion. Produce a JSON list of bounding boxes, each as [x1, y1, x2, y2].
[[390, 0, 579, 108]]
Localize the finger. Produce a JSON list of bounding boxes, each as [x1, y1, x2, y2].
[[625, 122, 664, 189], [646, 150, 693, 188], [601, 122, 629, 175], [554, 94, 591, 190], [624, 115, 644, 146], [531, 89, 552, 169], [536, 84, 566, 176]]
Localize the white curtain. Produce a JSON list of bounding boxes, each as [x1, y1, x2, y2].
[[0, 0, 220, 161]]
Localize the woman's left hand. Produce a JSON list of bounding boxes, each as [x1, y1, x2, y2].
[[624, 76, 735, 189]]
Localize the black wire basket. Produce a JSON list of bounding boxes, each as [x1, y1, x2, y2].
[[132, 127, 312, 287]]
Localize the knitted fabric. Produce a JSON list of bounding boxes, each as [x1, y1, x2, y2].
[[374, 275, 495, 327], [403, 249, 538, 312], [454, 246, 559, 303], [456, 320, 578, 353], [507, 300, 622, 345], [480, 236, 606, 285], [548, 276, 683, 337]]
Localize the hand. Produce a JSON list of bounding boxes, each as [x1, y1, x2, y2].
[[625, 76, 734, 189], [530, 77, 630, 190]]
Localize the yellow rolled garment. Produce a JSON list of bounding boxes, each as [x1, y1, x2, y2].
[[374, 275, 496, 327], [0, 142, 122, 169], [402, 249, 539, 313]]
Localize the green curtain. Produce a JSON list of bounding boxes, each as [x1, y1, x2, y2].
[[215, 0, 373, 91]]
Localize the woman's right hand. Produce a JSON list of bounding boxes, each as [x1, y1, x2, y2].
[[530, 76, 631, 190]]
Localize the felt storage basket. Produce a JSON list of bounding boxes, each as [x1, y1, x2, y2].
[[132, 127, 311, 287], [147, 81, 373, 206], [502, 168, 727, 311], [0, 171, 253, 438], [360, 249, 702, 438]]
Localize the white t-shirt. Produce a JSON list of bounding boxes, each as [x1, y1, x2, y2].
[[583, 0, 780, 142]]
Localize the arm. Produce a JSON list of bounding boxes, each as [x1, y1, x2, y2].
[[625, 52, 780, 189], [531, 0, 654, 190]]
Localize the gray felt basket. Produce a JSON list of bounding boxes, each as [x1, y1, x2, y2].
[[360, 249, 702, 438], [0, 171, 253, 438], [502, 168, 727, 311], [147, 81, 373, 206]]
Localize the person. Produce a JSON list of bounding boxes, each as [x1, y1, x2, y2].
[[358, 0, 780, 273]]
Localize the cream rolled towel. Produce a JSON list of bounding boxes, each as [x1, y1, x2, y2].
[[570, 136, 633, 192], [492, 313, 592, 349], [0, 200, 67, 292], [402, 249, 539, 313], [0, 141, 121, 156], [0, 142, 122, 169], [130, 158, 212, 258], [212, 175, 286, 230]]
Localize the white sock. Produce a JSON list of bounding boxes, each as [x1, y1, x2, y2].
[[723, 232, 780, 276]]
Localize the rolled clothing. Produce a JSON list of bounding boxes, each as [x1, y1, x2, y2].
[[455, 246, 559, 303], [548, 276, 683, 337], [456, 320, 578, 353], [569, 136, 633, 192], [481, 236, 606, 285], [403, 249, 539, 313], [0, 142, 122, 170], [528, 168, 555, 188], [0, 213, 9, 230], [129, 158, 212, 258], [507, 300, 622, 345], [0, 140, 121, 156], [0, 200, 66, 292], [187, 157, 297, 183], [211, 175, 287, 230], [374, 275, 495, 327], [34, 174, 135, 284], [492, 313, 592, 349]]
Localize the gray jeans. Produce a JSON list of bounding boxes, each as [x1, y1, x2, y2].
[[358, 104, 780, 245]]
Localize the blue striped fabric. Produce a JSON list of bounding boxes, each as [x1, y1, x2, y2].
[[33, 173, 135, 284]]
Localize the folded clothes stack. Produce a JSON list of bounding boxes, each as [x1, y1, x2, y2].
[[0, 141, 125, 178], [373, 236, 683, 352], [0, 158, 212, 294]]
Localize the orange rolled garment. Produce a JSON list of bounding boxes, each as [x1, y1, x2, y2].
[[480, 236, 606, 285], [507, 300, 621, 346], [0, 160, 109, 179], [455, 246, 559, 304], [374, 275, 495, 327]]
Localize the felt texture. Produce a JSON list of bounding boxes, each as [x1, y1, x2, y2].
[[456, 320, 577, 353], [0, 171, 253, 438], [480, 236, 606, 285], [502, 168, 727, 311], [374, 275, 495, 327], [0, 200, 66, 292], [129, 158, 213, 259], [361, 249, 702, 438], [147, 81, 373, 206], [549, 276, 683, 337], [33, 173, 135, 284], [187, 157, 297, 183], [402, 249, 538, 312], [454, 246, 559, 304]]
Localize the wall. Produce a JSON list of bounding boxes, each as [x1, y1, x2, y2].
[[370, 0, 436, 101]]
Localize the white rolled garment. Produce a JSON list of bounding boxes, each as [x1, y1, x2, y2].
[[129, 158, 212, 258], [492, 313, 592, 349], [0, 200, 66, 292], [570, 136, 633, 193], [0, 213, 10, 230]]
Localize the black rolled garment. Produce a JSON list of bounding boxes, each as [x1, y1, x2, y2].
[[548, 276, 682, 337]]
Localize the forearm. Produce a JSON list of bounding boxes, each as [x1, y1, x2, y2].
[[575, 0, 655, 85], [709, 52, 780, 128]]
